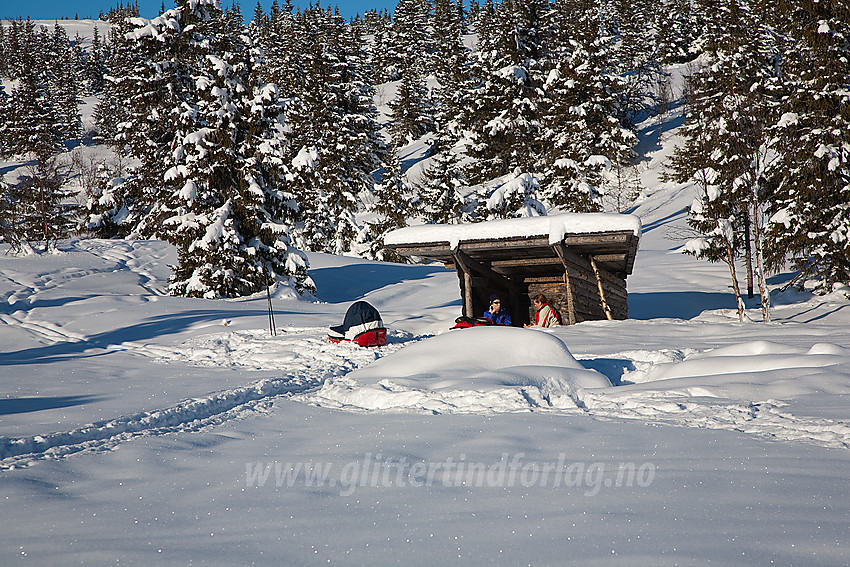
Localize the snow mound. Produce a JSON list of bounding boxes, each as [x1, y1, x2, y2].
[[303, 327, 611, 413], [581, 341, 850, 449], [619, 340, 850, 398]]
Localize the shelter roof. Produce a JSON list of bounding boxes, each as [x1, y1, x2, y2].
[[384, 213, 641, 277]]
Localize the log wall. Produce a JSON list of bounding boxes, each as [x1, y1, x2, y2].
[[523, 266, 628, 324]]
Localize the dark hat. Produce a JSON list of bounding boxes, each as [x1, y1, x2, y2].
[[489, 294, 501, 303]]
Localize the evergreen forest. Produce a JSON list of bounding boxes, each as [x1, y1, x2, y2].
[[0, 0, 847, 300]]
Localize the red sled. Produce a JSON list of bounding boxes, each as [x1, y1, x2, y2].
[[450, 316, 494, 329], [327, 328, 387, 347], [354, 327, 387, 347], [328, 302, 387, 347]]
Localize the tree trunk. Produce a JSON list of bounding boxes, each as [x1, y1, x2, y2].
[[751, 194, 770, 322], [40, 181, 50, 251], [722, 225, 745, 322], [744, 210, 754, 298]]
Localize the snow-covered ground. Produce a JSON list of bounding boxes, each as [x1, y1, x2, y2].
[[3, 84, 850, 565]]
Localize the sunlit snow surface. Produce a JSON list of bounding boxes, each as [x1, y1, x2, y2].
[[2, 231, 849, 565], [2, 56, 850, 564]]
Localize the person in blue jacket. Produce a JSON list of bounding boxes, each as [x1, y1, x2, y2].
[[482, 294, 512, 326]]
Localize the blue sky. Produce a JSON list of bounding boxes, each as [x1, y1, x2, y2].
[[0, 0, 395, 21]]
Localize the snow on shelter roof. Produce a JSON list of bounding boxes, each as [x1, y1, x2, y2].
[[385, 213, 642, 277], [384, 213, 642, 250]]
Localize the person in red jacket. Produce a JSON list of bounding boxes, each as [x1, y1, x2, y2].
[[529, 294, 561, 327]]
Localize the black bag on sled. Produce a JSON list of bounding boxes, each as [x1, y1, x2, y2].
[[328, 301, 387, 347]]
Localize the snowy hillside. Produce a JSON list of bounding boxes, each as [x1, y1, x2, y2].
[[2, 87, 850, 564]]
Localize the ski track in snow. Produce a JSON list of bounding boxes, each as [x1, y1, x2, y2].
[[84, 240, 168, 295], [0, 312, 88, 343], [0, 240, 171, 345], [0, 327, 417, 470], [0, 375, 313, 470], [2, 240, 170, 304]]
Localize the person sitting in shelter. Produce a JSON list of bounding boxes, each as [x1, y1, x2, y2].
[[527, 293, 562, 327], [482, 294, 512, 326]]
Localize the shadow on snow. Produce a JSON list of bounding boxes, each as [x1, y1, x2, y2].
[[579, 358, 637, 386], [0, 309, 270, 366], [309, 263, 450, 304], [0, 394, 107, 416], [628, 290, 740, 320]]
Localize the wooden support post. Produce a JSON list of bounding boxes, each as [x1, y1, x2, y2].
[[590, 256, 614, 321], [552, 243, 577, 325], [453, 253, 474, 318], [454, 249, 520, 324]]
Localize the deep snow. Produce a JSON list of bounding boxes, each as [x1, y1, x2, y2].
[[3, 149, 849, 566], [2, 43, 850, 565]]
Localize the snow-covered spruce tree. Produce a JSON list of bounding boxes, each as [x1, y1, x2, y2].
[[359, 8, 395, 85], [709, 0, 783, 320], [286, 146, 332, 253], [386, 0, 433, 77], [0, 22, 7, 78], [2, 18, 37, 80], [14, 154, 76, 251], [356, 145, 411, 262], [0, 85, 10, 158], [283, 10, 337, 253], [0, 178, 25, 252], [284, 6, 386, 256], [387, 58, 433, 146], [474, 0, 497, 56], [670, 0, 783, 321], [764, 0, 850, 292], [6, 47, 62, 160], [83, 21, 145, 238], [252, 0, 302, 100], [327, 7, 388, 256], [85, 25, 107, 95], [421, 0, 477, 225], [384, 0, 435, 142], [106, 0, 311, 298], [92, 24, 123, 143], [538, 0, 631, 213], [430, 0, 462, 81], [47, 22, 82, 143], [468, 0, 481, 24], [250, 0, 268, 34], [480, 170, 547, 220], [71, 32, 88, 96], [367, 14, 395, 83], [0, 26, 78, 251], [87, 11, 182, 238], [654, 0, 702, 65], [611, 0, 661, 127], [417, 146, 467, 224], [430, 0, 478, 146], [463, 0, 548, 185]]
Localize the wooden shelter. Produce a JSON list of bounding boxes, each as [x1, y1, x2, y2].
[[384, 214, 641, 326]]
